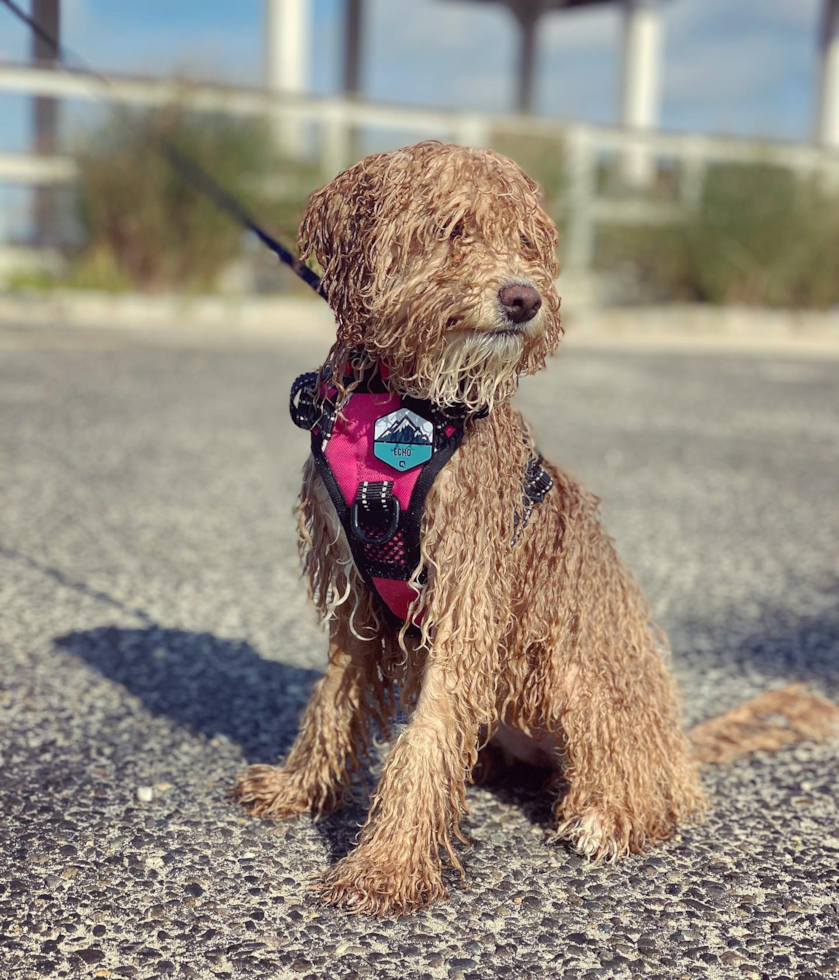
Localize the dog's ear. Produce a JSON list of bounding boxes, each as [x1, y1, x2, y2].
[[298, 169, 377, 349], [298, 168, 380, 281], [297, 179, 339, 274]]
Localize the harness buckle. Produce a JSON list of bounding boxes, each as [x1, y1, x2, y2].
[[512, 454, 554, 546], [524, 455, 553, 505]]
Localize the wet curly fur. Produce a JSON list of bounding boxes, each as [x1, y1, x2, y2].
[[232, 141, 839, 916]]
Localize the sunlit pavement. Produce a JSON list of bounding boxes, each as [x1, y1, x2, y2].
[[2, 321, 837, 980]]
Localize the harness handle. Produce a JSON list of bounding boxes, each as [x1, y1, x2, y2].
[[351, 481, 401, 544]]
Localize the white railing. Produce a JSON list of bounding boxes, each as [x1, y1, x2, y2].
[[3, 60, 839, 271]]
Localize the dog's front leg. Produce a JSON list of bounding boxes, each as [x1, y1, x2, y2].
[[231, 623, 388, 820], [318, 654, 475, 916]]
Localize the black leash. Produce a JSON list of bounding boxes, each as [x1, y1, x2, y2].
[[1, 0, 325, 297]]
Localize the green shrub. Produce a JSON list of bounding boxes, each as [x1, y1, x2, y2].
[[597, 164, 839, 308], [71, 106, 319, 292]]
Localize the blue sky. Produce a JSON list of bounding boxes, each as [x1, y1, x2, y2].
[[0, 0, 825, 238]]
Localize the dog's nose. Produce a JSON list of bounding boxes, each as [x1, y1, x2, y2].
[[498, 284, 542, 324]]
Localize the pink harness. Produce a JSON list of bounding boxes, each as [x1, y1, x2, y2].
[[291, 366, 468, 633], [290, 365, 553, 633]]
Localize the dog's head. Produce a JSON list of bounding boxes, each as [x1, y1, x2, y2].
[[299, 141, 562, 411]]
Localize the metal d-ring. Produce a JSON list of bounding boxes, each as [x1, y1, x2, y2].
[[351, 498, 401, 544]]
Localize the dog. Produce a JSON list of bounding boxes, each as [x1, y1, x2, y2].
[[232, 141, 839, 916]]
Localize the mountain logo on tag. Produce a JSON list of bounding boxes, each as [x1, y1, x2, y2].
[[374, 408, 434, 472]]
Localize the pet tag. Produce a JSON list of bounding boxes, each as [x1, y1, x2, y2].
[[374, 408, 434, 472]]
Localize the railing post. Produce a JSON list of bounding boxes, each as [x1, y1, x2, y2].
[[563, 126, 596, 273], [679, 141, 707, 208], [816, 0, 839, 147], [322, 101, 352, 178], [454, 113, 490, 149]]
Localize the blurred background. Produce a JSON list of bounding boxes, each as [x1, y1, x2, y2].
[[2, 7, 839, 975], [1, 0, 838, 309]]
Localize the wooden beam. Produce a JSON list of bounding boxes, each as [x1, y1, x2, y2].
[[344, 0, 364, 95], [31, 0, 61, 246]]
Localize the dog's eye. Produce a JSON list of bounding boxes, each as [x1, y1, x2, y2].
[[449, 221, 465, 241]]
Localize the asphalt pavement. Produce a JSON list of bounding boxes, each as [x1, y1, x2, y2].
[[1, 320, 838, 980]]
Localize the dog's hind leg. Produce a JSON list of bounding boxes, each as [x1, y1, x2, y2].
[[318, 655, 478, 916], [231, 617, 391, 821]]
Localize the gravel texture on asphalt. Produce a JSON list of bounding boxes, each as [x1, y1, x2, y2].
[[1, 322, 837, 980]]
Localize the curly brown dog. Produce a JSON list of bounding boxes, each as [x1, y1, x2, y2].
[[232, 141, 839, 916]]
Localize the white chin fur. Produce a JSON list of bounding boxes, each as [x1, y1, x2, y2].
[[399, 329, 523, 411]]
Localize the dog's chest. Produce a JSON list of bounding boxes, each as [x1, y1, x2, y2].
[[421, 405, 537, 547]]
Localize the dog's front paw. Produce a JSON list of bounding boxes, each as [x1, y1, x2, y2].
[[317, 849, 447, 916], [230, 765, 332, 820], [554, 807, 668, 862], [555, 809, 625, 861]]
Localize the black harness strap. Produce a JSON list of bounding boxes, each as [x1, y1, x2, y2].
[[513, 453, 554, 545]]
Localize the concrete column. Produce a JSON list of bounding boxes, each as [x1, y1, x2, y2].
[[619, 0, 663, 187], [264, 0, 311, 157], [816, 0, 839, 146], [31, 0, 61, 246]]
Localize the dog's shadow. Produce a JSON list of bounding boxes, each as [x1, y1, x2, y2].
[[54, 606, 839, 866], [53, 625, 321, 764], [474, 757, 560, 855], [53, 624, 561, 863]]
